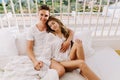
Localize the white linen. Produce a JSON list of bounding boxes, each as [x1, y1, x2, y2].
[[1, 47, 120, 80], [0, 56, 14, 70], [60, 47, 120, 80], [86, 47, 120, 80], [60, 70, 85, 80], [2, 56, 58, 80], [0, 69, 4, 80], [41, 69, 59, 80], [16, 32, 27, 55], [0, 28, 18, 56]]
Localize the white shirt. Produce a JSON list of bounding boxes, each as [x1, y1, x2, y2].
[[26, 25, 55, 66]]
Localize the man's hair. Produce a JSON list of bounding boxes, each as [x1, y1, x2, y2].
[[38, 4, 50, 12]]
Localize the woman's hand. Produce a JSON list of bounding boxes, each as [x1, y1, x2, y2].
[[34, 61, 43, 71], [60, 41, 70, 53]]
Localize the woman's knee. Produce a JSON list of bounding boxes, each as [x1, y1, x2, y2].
[[57, 66, 65, 77], [78, 60, 87, 69], [74, 39, 83, 48], [50, 60, 65, 77]]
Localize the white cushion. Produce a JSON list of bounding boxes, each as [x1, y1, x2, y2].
[[0, 28, 19, 70], [16, 32, 27, 55], [0, 28, 18, 56], [73, 30, 95, 58]]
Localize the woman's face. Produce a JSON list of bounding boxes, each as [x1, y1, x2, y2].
[[48, 20, 60, 31], [38, 10, 49, 24]]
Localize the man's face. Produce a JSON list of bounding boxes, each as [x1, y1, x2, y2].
[[38, 10, 49, 24]]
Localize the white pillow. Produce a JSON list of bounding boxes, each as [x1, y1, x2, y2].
[[16, 32, 27, 55], [0, 28, 18, 56], [73, 30, 95, 59]]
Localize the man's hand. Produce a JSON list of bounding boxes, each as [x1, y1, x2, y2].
[[34, 61, 43, 71]]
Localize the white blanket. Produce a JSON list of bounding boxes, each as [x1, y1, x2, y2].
[[2, 56, 59, 80]]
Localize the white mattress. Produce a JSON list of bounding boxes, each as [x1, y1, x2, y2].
[[86, 47, 120, 80], [0, 70, 4, 80], [0, 47, 120, 80], [60, 46, 120, 80]]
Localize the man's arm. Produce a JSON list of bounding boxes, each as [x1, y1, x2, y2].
[[27, 40, 42, 70]]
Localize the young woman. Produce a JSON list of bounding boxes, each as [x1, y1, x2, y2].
[[46, 16, 100, 80], [46, 16, 85, 61], [26, 4, 65, 79]]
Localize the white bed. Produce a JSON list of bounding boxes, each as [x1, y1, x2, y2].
[[86, 47, 120, 80], [61, 47, 120, 80], [0, 28, 120, 80]]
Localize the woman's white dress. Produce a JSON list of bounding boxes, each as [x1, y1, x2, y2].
[[52, 35, 71, 62]]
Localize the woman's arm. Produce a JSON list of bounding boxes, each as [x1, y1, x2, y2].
[[60, 28, 74, 52], [27, 40, 42, 70]]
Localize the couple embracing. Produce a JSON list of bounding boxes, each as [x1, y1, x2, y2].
[[26, 4, 100, 80]]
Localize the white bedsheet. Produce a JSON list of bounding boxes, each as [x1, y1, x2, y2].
[[1, 56, 59, 80], [0, 47, 120, 80], [86, 47, 120, 80], [60, 47, 120, 80], [0, 70, 4, 80]]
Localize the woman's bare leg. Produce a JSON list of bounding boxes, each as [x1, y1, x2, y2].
[[60, 60, 100, 80], [75, 39, 85, 60], [69, 39, 85, 60], [74, 39, 86, 77], [50, 59, 65, 77], [69, 43, 77, 60]]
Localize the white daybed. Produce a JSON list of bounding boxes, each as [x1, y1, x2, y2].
[[0, 27, 120, 80]]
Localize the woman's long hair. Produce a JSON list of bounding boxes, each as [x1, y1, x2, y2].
[[46, 16, 69, 39]]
